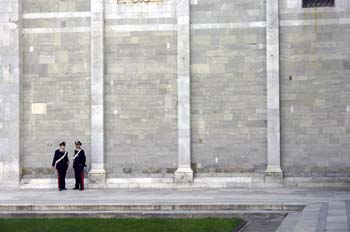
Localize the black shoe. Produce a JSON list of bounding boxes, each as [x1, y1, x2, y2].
[[73, 188, 79, 190], [79, 189, 84, 191]]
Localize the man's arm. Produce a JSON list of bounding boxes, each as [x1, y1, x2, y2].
[[52, 151, 57, 167], [81, 150, 86, 167], [65, 152, 69, 166]]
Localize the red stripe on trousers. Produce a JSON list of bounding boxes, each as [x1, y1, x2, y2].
[[80, 171, 84, 190], [57, 170, 60, 190]]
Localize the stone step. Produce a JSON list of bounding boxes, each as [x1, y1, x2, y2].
[[275, 212, 301, 232], [346, 201, 350, 231], [276, 201, 350, 232], [241, 217, 285, 232], [0, 204, 304, 212], [325, 201, 349, 231], [291, 203, 323, 232], [0, 210, 287, 219], [315, 202, 328, 231]]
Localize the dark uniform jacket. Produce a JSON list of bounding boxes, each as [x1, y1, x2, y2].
[[73, 149, 86, 170], [52, 149, 69, 170]]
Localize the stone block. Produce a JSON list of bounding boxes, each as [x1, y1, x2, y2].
[[39, 55, 55, 64], [88, 169, 107, 188], [175, 168, 194, 184], [31, 103, 46, 115], [0, 64, 10, 83]]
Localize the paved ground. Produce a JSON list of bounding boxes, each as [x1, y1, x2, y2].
[[0, 188, 349, 204], [0, 188, 349, 232], [242, 218, 284, 232]]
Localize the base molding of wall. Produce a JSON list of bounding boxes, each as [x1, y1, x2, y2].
[[264, 165, 284, 186], [0, 181, 20, 189], [15, 175, 350, 189], [174, 167, 194, 184], [88, 169, 107, 188], [283, 177, 350, 188]]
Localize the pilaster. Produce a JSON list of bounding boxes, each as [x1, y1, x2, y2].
[[89, 0, 106, 187], [175, 0, 193, 183], [265, 0, 283, 183], [0, 0, 22, 188]]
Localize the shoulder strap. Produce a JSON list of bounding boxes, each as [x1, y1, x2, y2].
[[55, 151, 67, 167], [73, 150, 82, 160]]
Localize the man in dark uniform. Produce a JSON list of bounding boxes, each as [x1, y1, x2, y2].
[[73, 140, 86, 191], [52, 142, 69, 191]]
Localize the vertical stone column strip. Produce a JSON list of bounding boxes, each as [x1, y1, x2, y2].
[[175, 0, 193, 183], [0, 0, 21, 187], [89, 0, 106, 187], [265, 0, 283, 183]]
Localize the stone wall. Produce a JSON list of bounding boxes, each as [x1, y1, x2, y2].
[[21, 0, 91, 178], [1, 0, 350, 187], [104, 1, 178, 177], [190, 0, 267, 174], [0, 0, 21, 186], [280, 0, 350, 178]]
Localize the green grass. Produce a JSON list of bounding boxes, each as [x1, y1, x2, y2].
[[0, 218, 243, 232]]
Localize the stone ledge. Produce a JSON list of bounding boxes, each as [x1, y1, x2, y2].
[[16, 176, 350, 189], [265, 165, 284, 185], [88, 169, 107, 188], [0, 210, 288, 219], [118, 0, 163, 3], [174, 167, 193, 184], [0, 204, 304, 212]]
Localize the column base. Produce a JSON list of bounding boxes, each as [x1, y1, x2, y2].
[[88, 169, 107, 188], [0, 180, 20, 189], [0, 161, 20, 188], [174, 167, 193, 184], [264, 165, 283, 183]]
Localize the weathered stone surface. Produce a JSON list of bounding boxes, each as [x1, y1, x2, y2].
[[0, 0, 350, 187], [280, 0, 350, 178], [21, 0, 91, 178], [191, 0, 267, 174], [118, 0, 163, 3], [104, 29, 178, 176], [0, 0, 21, 187], [104, 4, 178, 176], [22, 0, 90, 13], [175, 0, 193, 183], [265, 0, 283, 180], [90, 0, 106, 186]]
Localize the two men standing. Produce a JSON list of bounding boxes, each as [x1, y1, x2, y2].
[[52, 141, 86, 191]]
